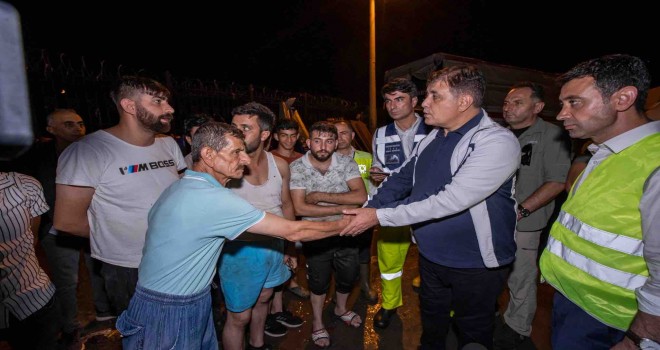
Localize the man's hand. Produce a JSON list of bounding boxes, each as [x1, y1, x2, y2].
[[340, 208, 378, 236], [369, 166, 388, 183], [305, 191, 322, 204]]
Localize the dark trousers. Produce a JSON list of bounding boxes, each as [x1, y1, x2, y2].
[[551, 291, 625, 349], [418, 255, 509, 350], [100, 262, 139, 315], [0, 295, 59, 350], [303, 240, 359, 295], [357, 228, 374, 264]]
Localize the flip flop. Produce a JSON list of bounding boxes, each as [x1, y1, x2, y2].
[[334, 310, 362, 328], [311, 328, 331, 348]]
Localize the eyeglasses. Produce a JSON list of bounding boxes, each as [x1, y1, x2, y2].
[[521, 143, 533, 166]]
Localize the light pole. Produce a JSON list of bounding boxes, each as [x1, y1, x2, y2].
[[369, 0, 377, 132]]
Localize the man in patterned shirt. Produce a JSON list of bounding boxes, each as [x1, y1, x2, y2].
[[289, 121, 367, 348]]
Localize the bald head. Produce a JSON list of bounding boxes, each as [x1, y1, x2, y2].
[[46, 109, 86, 143]]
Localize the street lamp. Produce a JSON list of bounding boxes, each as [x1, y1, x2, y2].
[[369, 0, 377, 132]]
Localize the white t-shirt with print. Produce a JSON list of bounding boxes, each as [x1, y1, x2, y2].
[[57, 131, 185, 268]]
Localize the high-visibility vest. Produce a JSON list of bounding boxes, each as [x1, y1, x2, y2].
[[375, 121, 429, 172], [539, 133, 660, 330], [353, 150, 372, 192]]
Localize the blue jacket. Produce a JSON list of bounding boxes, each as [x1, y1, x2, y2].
[[371, 110, 520, 268]]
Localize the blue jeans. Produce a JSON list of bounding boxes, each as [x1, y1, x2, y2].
[[117, 285, 218, 350], [551, 292, 625, 349], [41, 234, 112, 332]]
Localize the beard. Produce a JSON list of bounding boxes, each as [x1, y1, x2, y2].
[[245, 135, 262, 154], [136, 103, 172, 134], [310, 149, 332, 162]]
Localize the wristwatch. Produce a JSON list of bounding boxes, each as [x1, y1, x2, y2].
[[517, 204, 531, 218], [626, 329, 660, 349]]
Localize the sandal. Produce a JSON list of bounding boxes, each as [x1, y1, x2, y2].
[[287, 285, 310, 299], [311, 328, 331, 348], [334, 310, 362, 328]]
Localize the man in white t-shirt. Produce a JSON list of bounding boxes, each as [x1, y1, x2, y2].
[[54, 76, 186, 315]]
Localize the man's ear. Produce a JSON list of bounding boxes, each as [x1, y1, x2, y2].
[[411, 96, 418, 107], [457, 94, 474, 112], [185, 135, 192, 146], [119, 98, 136, 115], [46, 125, 54, 135], [612, 86, 638, 112], [306, 138, 311, 149], [200, 146, 215, 166], [533, 101, 546, 115], [260, 130, 271, 142]]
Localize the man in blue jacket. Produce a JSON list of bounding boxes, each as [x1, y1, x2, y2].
[[343, 65, 520, 349]]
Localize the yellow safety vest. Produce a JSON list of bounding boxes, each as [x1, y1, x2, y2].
[[353, 150, 373, 192], [540, 133, 660, 330]]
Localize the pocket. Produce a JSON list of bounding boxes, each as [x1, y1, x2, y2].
[[116, 312, 145, 350]]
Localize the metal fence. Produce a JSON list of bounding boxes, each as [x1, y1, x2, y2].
[[24, 48, 365, 138]]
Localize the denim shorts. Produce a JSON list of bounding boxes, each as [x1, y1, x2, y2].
[[116, 285, 217, 350], [219, 239, 291, 312]]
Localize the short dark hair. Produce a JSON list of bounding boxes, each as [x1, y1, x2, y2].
[[427, 65, 486, 107], [274, 119, 300, 133], [309, 121, 338, 139], [558, 54, 651, 112], [184, 114, 213, 136], [231, 102, 277, 132], [110, 76, 170, 108], [511, 81, 545, 101], [191, 121, 244, 163], [381, 77, 418, 98]]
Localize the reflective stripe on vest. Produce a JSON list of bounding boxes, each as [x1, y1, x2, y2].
[[540, 133, 660, 330], [546, 235, 646, 291], [375, 122, 428, 172], [556, 211, 643, 257]]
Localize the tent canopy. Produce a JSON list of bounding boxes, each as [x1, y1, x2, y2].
[[384, 52, 561, 121]]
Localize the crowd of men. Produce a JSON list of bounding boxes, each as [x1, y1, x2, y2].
[[1, 53, 659, 350]]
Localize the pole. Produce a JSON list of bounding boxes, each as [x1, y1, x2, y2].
[[369, 0, 377, 132]]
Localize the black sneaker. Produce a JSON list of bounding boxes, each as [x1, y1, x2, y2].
[[272, 310, 304, 328], [264, 314, 288, 337]]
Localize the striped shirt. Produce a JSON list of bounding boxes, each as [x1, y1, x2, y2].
[[0, 172, 54, 328]]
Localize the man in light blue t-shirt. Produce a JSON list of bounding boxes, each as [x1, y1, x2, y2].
[[116, 122, 354, 350]]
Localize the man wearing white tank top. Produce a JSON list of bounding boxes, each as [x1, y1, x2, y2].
[[220, 102, 301, 350]]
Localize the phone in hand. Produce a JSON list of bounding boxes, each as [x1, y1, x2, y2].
[[370, 171, 391, 176]]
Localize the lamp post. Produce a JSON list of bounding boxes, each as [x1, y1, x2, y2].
[[369, 0, 377, 132]]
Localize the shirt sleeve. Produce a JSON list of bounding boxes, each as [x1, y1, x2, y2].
[[17, 173, 49, 217], [343, 158, 363, 182], [636, 169, 660, 316], [376, 130, 521, 227], [166, 136, 187, 172], [367, 156, 416, 209], [543, 127, 572, 183], [56, 141, 102, 188], [289, 159, 306, 190]]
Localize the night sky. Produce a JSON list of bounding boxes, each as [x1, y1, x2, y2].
[[6, 0, 660, 106]]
